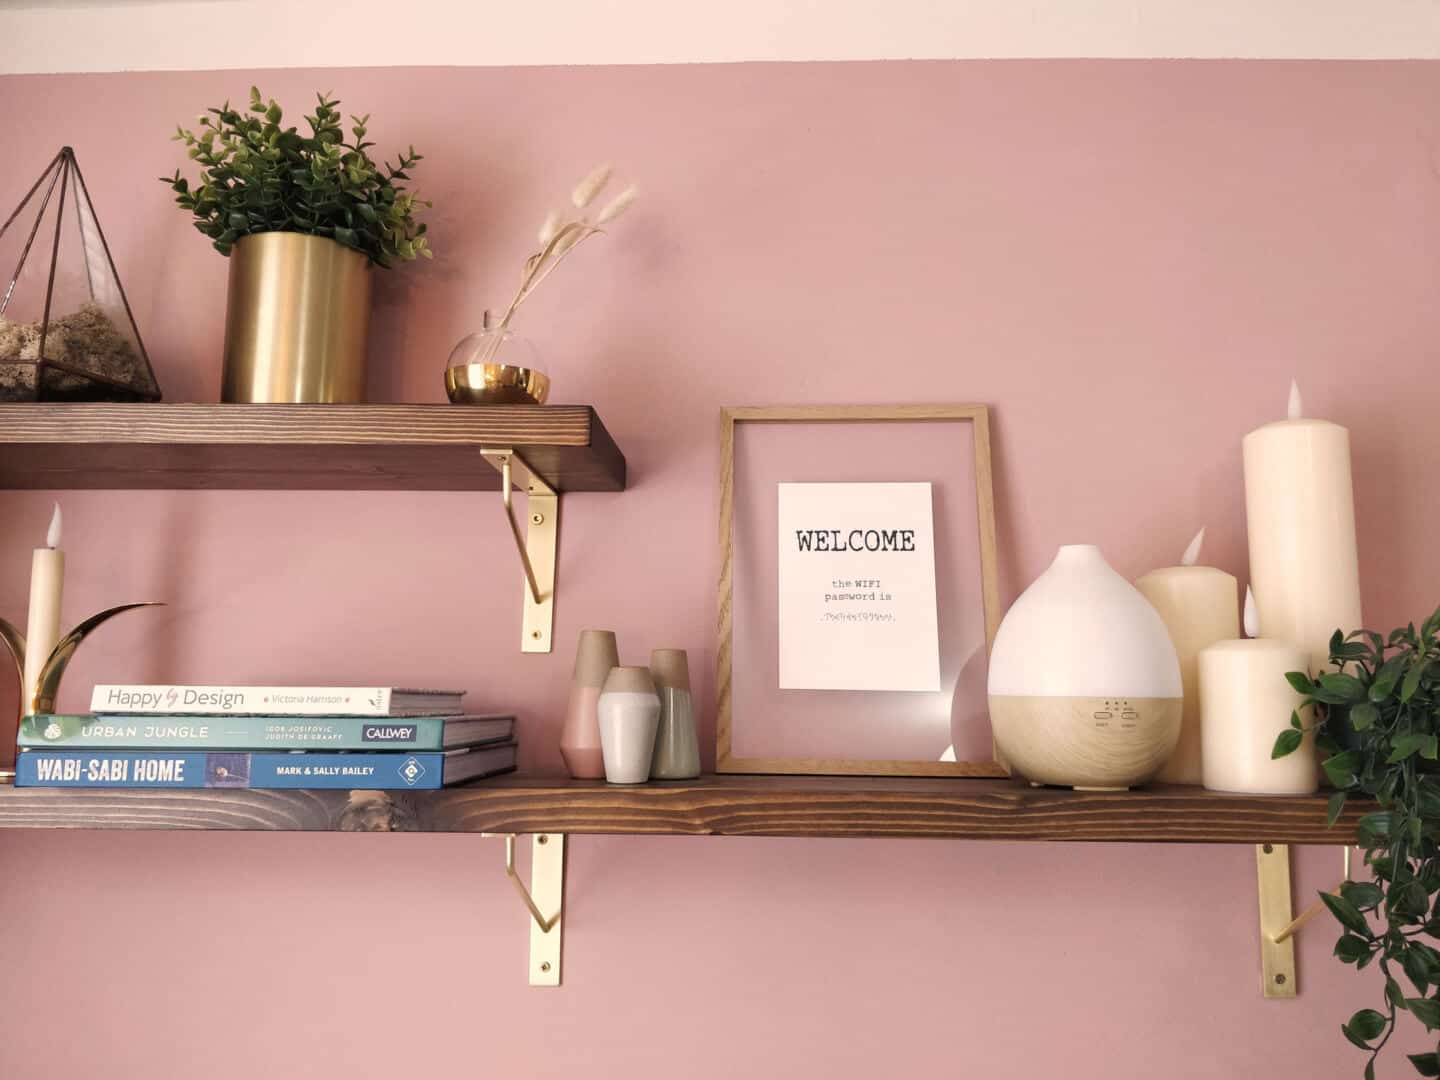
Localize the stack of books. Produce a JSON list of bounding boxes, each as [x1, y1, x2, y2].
[[14, 684, 517, 790]]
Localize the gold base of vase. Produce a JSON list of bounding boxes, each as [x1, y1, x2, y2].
[[222, 233, 372, 403], [445, 363, 550, 405]]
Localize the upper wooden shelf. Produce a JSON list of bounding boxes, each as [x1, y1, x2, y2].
[[0, 774, 1357, 843], [0, 403, 626, 492]]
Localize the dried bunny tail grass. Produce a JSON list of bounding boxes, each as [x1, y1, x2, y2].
[[509, 224, 597, 315], [571, 164, 612, 209], [595, 185, 638, 225], [537, 210, 562, 245]]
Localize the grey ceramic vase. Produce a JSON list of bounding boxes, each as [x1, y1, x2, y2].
[[649, 648, 700, 780]]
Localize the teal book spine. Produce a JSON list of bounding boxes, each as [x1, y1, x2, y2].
[[16, 714, 447, 751], [15, 750, 446, 789]]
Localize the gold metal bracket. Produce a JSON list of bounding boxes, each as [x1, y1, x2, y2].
[[479, 449, 559, 653], [484, 833, 566, 986], [1256, 844, 1352, 999]]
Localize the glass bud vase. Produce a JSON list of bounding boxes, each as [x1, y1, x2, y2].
[[444, 312, 550, 405]]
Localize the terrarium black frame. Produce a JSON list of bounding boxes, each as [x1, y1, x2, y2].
[[0, 146, 162, 401]]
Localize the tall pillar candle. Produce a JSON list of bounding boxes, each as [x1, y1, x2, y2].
[[1199, 588, 1316, 793], [1243, 381, 1362, 672], [22, 505, 64, 716], [1135, 529, 1239, 784]]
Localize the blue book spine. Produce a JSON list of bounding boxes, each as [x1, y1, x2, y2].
[[15, 751, 447, 789], [16, 714, 447, 750]]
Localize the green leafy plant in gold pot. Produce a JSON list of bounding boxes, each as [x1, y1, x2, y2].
[[162, 88, 431, 403], [1275, 610, 1440, 1078]]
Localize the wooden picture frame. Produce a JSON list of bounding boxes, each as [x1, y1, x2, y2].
[[716, 405, 1004, 776]]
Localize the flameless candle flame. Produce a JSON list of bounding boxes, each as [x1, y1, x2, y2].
[[1287, 380, 1303, 421], [1180, 528, 1205, 568], [45, 503, 61, 549], [1243, 586, 1259, 639]]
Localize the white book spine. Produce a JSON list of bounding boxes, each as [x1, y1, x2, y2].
[[89, 685, 394, 716]]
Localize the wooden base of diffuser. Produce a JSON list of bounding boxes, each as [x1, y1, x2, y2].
[[989, 695, 1182, 790]]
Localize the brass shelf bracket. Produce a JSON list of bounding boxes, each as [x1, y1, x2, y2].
[[1256, 843, 1351, 999], [483, 832, 566, 986], [479, 448, 559, 653]]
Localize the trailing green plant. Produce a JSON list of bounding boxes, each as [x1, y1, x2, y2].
[[161, 87, 430, 267], [1275, 609, 1440, 1079]]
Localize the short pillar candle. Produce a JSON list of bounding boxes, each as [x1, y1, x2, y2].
[[1199, 589, 1316, 794], [1136, 528, 1240, 784]]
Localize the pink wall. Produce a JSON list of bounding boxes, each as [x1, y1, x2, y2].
[[0, 60, 1437, 1077]]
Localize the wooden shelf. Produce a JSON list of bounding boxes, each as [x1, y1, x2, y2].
[[0, 774, 1358, 843], [0, 403, 626, 491]]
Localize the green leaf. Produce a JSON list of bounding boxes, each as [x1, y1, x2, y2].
[[1341, 881, 1384, 911], [1409, 1053, 1440, 1076], [1348, 1008, 1387, 1041], [1335, 934, 1372, 963], [1272, 729, 1304, 759], [1403, 661, 1429, 702], [1286, 671, 1316, 695], [1389, 733, 1431, 763], [1319, 673, 1367, 703], [1404, 948, 1431, 992], [1326, 790, 1348, 828], [1393, 880, 1430, 918], [1322, 891, 1371, 934], [1409, 997, 1440, 1030], [1387, 976, 1407, 1009], [1324, 751, 1360, 788], [1364, 1060, 1375, 1080], [1350, 702, 1379, 731], [1342, 1022, 1374, 1051]]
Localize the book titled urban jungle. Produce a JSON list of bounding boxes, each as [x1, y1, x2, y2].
[[18, 713, 514, 751]]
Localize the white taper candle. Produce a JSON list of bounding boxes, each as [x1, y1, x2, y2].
[[22, 504, 64, 714]]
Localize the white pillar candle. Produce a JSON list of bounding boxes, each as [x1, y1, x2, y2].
[[1136, 528, 1240, 784], [22, 504, 64, 715], [1199, 588, 1316, 794], [1243, 381, 1362, 672]]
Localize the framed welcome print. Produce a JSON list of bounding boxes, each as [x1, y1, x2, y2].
[[716, 405, 1003, 776]]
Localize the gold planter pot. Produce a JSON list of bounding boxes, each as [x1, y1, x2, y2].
[[221, 232, 372, 403]]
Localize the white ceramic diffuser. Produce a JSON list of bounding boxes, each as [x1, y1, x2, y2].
[[988, 544, 1183, 789]]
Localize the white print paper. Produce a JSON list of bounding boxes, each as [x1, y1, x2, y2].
[[777, 482, 941, 692]]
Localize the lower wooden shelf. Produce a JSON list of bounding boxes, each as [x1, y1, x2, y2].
[[0, 774, 1356, 842]]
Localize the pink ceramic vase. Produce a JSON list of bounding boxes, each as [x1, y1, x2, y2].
[[560, 629, 618, 778]]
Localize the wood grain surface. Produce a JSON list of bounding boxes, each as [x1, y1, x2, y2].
[[0, 774, 1361, 843], [0, 403, 626, 491]]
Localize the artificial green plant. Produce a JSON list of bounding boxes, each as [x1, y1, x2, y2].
[[161, 87, 430, 267], [1275, 609, 1440, 1078]]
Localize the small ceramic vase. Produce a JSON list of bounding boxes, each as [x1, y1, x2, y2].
[[649, 649, 700, 780], [597, 666, 661, 785], [560, 629, 618, 779]]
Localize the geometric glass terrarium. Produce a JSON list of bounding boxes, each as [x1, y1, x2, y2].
[[0, 147, 162, 401]]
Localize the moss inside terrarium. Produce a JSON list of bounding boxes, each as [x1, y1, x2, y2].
[[0, 303, 153, 400]]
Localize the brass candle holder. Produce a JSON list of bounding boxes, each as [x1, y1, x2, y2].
[[0, 601, 162, 779]]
